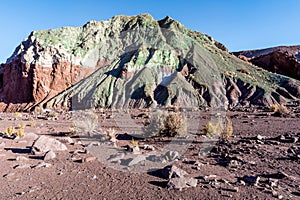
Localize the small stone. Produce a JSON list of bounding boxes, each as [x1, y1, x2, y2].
[[82, 156, 96, 163], [257, 135, 264, 140], [58, 137, 74, 144], [163, 151, 179, 162], [143, 144, 155, 151], [161, 165, 188, 179], [44, 150, 56, 161], [126, 145, 140, 154], [272, 191, 278, 197], [16, 156, 28, 161], [167, 177, 197, 190], [128, 155, 146, 166], [33, 162, 52, 168], [237, 180, 246, 186], [132, 146, 140, 154], [269, 178, 278, 187], [73, 149, 87, 155], [14, 164, 32, 169], [3, 172, 15, 178], [204, 174, 218, 182], [92, 175, 97, 180]]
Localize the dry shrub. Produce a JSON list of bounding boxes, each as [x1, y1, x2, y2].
[[144, 110, 187, 137], [162, 112, 187, 137], [73, 111, 98, 137], [204, 116, 233, 141], [269, 104, 290, 117]]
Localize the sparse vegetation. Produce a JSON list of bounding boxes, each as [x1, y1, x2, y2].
[[73, 111, 99, 136], [130, 139, 139, 147], [14, 112, 22, 118], [16, 128, 24, 138], [2, 125, 25, 139], [29, 121, 36, 127], [4, 126, 15, 137], [143, 109, 187, 137], [269, 104, 290, 117], [203, 116, 233, 141]]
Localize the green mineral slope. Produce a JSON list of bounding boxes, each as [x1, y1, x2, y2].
[[28, 14, 300, 110]]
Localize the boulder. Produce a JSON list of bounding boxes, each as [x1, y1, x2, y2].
[[32, 135, 67, 154]]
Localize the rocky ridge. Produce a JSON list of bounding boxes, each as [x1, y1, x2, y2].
[[234, 45, 300, 80]]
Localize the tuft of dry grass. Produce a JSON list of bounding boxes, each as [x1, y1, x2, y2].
[[203, 116, 233, 141]]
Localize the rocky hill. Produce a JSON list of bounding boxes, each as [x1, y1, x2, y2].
[[1, 14, 300, 111], [234, 45, 300, 80]]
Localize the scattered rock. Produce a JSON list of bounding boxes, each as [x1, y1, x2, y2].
[[222, 186, 239, 192], [161, 165, 188, 179], [57, 137, 74, 145], [16, 156, 29, 161], [167, 177, 197, 191], [33, 162, 52, 168], [73, 149, 87, 155], [268, 178, 278, 187], [32, 135, 67, 154], [143, 144, 155, 151], [128, 155, 146, 166], [14, 164, 32, 169], [162, 151, 179, 162], [203, 174, 218, 182], [3, 172, 15, 178], [44, 150, 57, 161], [256, 135, 264, 140], [81, 156, 96, 163]]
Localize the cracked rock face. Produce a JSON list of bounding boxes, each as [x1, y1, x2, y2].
[[1, 14, 300, 111]]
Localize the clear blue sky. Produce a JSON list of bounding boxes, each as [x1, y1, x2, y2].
[[1, 0, 299, 63]]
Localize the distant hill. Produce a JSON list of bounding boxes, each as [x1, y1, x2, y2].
[[233, 45, 300, 80]]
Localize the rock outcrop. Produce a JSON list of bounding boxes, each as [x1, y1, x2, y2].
[[234, 45, 300, 80], [1, 14, 300, 112]]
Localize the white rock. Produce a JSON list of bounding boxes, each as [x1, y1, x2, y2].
[[44, 150, 57, 160], [143, 144, 155, 151], [162, 165, 188, 179], [33, 162, 52, 168], [16, 156, 29, 161], [167, 177, 198, 190], [14, 164, 32, 169], [32, 135, 67, 154], [128, 155, 146, 166], [22, 132, 39, 140]]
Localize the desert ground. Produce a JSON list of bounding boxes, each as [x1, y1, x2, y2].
[[0, 106, 299, 200]]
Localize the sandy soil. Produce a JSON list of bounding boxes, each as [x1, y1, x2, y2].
[[0, 108, 299, 200]]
